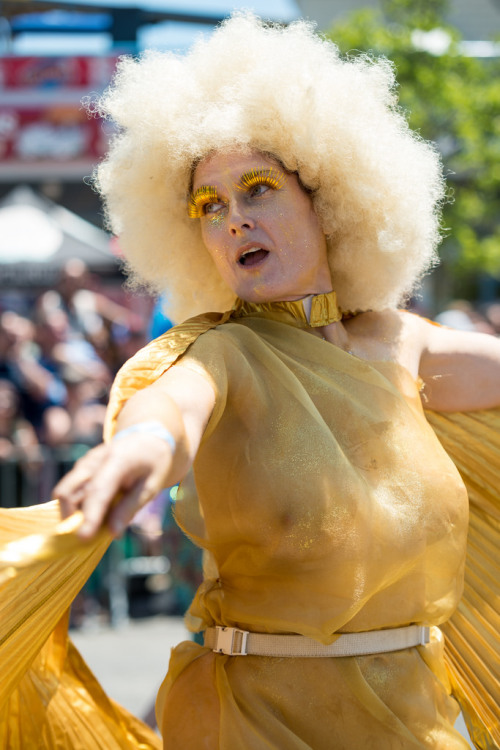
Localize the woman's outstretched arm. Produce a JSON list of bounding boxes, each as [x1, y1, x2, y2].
[[53, 365, 215, 540]]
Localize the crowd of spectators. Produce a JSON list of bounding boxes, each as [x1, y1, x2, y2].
[[0, 258, 157, 503]]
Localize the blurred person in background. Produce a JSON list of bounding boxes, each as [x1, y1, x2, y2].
[[482, 301, 500, 336], [0, 378, 41, 507], [32, 306, 110, 446], [41, 364, 107, 450], [53, 258, 135, 341], [434, 299, 496, 335], [0, 310, 67, 436], [0, 378, 40, 464], [39, 258, 146, 373]]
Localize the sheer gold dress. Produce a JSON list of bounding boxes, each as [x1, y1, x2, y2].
[[1, 301, 499, 749]]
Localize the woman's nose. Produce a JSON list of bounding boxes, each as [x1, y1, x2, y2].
[[228, 203, 255, 236]]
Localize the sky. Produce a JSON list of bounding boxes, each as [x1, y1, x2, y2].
[[39, 0, 299, 16], [5, 0, 301, 55]]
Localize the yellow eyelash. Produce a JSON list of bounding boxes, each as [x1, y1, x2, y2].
[[238, 168, 285, 192], [188, 186, 219, 218]]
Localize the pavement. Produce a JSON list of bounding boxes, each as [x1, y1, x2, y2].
[[71, 614, 189, 731]]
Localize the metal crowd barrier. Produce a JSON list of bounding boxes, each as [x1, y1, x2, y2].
[[0, 444, 89, 509]]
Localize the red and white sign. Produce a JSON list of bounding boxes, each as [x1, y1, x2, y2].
[[0, 106, 113, 162], [0, 56, 118, 175], [0, 56, 117, 89]]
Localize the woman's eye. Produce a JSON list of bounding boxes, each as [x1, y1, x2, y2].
[[204, 201, 225, 215], [238, 168, 285, 196], [249, 183, 270, 198]]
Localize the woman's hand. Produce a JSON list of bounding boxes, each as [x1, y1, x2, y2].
[[53, 432, 174, 540], [53, 363, 215, 540]]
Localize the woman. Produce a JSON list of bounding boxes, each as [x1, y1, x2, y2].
[[1, 13, 499, 750]]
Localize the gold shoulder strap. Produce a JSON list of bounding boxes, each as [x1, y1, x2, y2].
[[104, 310, 231, 441], [425, 408, 500, 750]]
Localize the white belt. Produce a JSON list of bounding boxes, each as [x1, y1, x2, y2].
[[204, 624, 430, 657]]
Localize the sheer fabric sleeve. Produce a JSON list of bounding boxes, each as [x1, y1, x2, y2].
[[104, 311, 230, 440]]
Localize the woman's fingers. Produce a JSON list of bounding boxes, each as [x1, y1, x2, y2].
[[52, 436, 173, 540], [75, 458, 135, 539], [106, 473, 163, 537], [54, 444, 110, 519]]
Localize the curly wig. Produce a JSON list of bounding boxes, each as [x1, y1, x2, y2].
[[94, 12, 445, 322]]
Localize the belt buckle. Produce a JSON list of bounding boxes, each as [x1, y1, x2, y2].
[[214, 626, 249, 655], [419, 625, 431, 645]]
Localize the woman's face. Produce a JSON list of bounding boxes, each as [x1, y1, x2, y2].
[[191, 150, 332, 303]]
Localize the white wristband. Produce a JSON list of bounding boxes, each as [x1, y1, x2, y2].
[[112, 421, 176, 452]]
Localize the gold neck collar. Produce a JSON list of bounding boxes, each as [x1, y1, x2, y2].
[[232, 291, 345, 329]]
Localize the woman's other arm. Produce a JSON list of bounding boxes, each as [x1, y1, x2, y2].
[[417, 317, 500, 412], [53, 365, 215, 540]]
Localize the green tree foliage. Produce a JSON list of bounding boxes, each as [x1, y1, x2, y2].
[[326, 0, 500, 304], [380, 0, 450, 30]]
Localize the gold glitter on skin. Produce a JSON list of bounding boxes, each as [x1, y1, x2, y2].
[[209, 213, 225, 227]]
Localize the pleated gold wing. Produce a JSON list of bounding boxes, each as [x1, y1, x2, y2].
[[0, 312, 227, 748], [425, 409, 500, 750], [0, 502, 162, 749]]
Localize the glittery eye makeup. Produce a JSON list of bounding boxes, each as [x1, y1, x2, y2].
[[188, 167, 286, 220], [208, 213, 225, 226], [188, 186, 222, 218], [237, 167, 285, 192]]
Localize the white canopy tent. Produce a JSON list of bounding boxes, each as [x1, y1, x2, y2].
[[0, 185, 118, 286]]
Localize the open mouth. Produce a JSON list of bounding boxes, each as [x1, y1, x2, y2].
[[238, 248, 269, 267]]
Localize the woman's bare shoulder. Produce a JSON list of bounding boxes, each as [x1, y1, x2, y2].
[[346, 308, 424, 377]]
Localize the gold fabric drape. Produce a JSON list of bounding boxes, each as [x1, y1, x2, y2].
[[0, 307, 498, 748], [0, 502, 161, 749], [154, 312, 467, 748]]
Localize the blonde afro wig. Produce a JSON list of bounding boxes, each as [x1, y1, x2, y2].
[[94, 12, 445, 322]]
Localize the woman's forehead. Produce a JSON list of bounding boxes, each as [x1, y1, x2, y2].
[[193, 149, 280, 189]]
